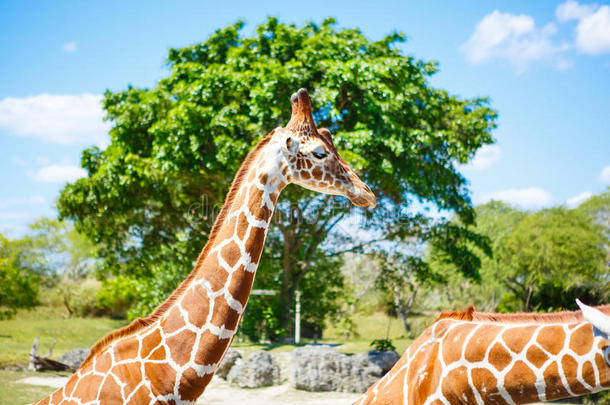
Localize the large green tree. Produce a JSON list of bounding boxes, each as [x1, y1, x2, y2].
[[58, 18, 496, 335]]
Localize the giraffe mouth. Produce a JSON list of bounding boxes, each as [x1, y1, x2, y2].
[[347, 182, 376, 208]]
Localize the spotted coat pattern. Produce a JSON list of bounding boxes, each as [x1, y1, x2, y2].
[[356, 307, 610, 405]]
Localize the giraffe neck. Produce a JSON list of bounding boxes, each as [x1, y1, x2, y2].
[[357, 319, 610, 405], [33, 138, 292, 404], [146, 143, 286, 400]]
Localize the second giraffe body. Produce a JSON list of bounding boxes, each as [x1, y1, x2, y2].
[[357, 301, 610, 405]]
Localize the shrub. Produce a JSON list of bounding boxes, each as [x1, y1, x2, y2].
[[0, 234, 39, 319], [44, 277, 104, 317], [96, 276, 140, 318], [370, 338, 396, 352]]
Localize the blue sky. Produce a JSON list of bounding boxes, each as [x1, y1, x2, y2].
[[1, 0, 609, 236]]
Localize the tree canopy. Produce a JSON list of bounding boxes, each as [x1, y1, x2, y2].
[[429, 200, 609, 313], [57, 18, 497, 337]]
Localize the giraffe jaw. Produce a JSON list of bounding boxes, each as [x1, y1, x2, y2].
[[346, 181, 377, 208]]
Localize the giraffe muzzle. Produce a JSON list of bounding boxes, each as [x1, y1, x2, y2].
[[347, 181, 376, 208]]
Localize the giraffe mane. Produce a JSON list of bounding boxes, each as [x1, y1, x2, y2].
[[437, 304, 610, 324], [436, 305, 476, 321], [80, 130, 276, 369]]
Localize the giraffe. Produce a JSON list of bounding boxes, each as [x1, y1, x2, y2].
[[33, 88, 376, 405], [356, 299, 610, 405]]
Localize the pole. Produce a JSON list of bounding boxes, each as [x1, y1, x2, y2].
[[295, 290, 301, 344]]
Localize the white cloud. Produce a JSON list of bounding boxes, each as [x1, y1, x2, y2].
[[0, 94, 110, 146], [29, 164, 87, 183], [63, 41, 78, 52], [557, 1, 610, 55], [461, 10, 570, 73], [556, 0, 596, 21], [575, 6, 610, 54], [600, 165, 610, 183], [464, 145, 501, 170], [566, 191, 593, 207], [481, 187, 553, 209]]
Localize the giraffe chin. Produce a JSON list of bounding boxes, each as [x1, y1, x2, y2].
[[348, 191, 376, 208], [346, 179, 376, 208]]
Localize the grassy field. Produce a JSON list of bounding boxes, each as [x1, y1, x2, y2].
[[0, 307, 127, 368], [0, 369, 69, 405], [0, 306, 415, 403]]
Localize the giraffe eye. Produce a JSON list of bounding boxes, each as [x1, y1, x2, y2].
[[312, 150, 327, 160]]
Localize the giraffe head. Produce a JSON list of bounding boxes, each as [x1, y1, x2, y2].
[[270, 88, 376, 208]]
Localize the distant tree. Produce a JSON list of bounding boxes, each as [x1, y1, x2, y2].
[[375, 252, 428, 334], [499, 207, 606, 311], [26, 218, 98, 280], [25, 218, 99, 316], [578, 188, 610, 264], [0, 234, 39, 318], [578, 188, 610, 231], [376, 218, 491, 335], [430, 201, 608, 312], [57, 18, 497, 336]]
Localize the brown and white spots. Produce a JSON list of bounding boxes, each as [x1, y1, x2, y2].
[[489, 341, 512, 371], [537, 325, 565, 355], [357, 303, 610, 405], [178, 367, 212, 400], [442, 323, 473, 364], [465, 324, 502, 363], [543, 361, 571, 399], [504, 360, 539, 402], [570, 323, 594, 355], [525, 344, 549, 368], [166, 330, 197, 366], [471, 368, 506, 405], [582, 360, 597, 387], [441, 366, 478, 404], [503, 326, 536, 353]]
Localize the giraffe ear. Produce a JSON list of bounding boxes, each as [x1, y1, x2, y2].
[[285, 136, 300, 155], [576, 299, 610, 339]]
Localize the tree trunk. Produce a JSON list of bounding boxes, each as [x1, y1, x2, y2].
[[63, 293, 74, 317], [393, 286, 418, 335], [524, 284, 534, 312]]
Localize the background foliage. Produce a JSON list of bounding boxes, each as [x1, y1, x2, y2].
[[55, 17, 496, 339]]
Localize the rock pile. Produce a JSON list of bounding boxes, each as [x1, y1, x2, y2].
[[227, 351, 281, 388], [290, 345, 399, 393], [57, 349, 90, 370], [216, 345, 399, 393], [216, 348, 242, 379]]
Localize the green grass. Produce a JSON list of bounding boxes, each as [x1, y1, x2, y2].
[[323, 311, 423, 354], [0, 307, 416, 402], [0, 369, 71, 405], [0, 307, 127, 368], [230, 311, 418, 356]]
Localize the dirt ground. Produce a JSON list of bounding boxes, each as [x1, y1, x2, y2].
[[17, 375, 362, 405]]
